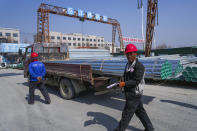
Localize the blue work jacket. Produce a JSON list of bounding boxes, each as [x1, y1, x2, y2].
[[29, 61, 46, 81]]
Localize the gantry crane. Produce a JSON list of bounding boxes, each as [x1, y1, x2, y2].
[[138, 0, 158, 57], [36, 3, 124, 54]]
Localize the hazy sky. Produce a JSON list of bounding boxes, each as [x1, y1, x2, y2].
[[0, 0, 196, 49]]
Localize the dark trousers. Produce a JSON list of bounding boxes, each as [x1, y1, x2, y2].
[[116, 93, 154, 131], [29, 81, 51, 104]]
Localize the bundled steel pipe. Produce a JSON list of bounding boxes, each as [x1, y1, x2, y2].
[[47, 55, 197, 82]]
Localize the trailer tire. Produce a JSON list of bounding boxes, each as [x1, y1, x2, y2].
[[59, 78, 75, 99]]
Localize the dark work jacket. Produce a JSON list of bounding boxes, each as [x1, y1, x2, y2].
[[123, 58, 145, 97]]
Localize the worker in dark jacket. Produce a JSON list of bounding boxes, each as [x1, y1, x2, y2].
[[28, 52, 51, 104], [115, 44, 154, 131]]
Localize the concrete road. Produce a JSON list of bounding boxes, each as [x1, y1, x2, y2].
[[0, 69, 197, 131]]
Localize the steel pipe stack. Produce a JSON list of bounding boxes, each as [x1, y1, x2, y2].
[[48, 55, 197, 82], [49, 58, 173, 79], [166, 57, 197, 82], [68, 48, 112, 59], [181, 64, 197, 82]]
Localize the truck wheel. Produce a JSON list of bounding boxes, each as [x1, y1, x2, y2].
[[59, 78, 75, 99]]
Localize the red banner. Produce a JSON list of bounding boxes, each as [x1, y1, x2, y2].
[[122, 37, 145, 43]]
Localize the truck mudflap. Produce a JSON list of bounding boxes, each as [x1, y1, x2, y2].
[[44, 62, 93, 84]]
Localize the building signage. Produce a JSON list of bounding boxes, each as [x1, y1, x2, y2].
[[65, 7, 108, 22], [103, 16, 108, 22], [67, 8, 74, 15], [78, 10, 84, 17], [87, 12, 93, 19], [95, 14, 100, 20], [122, 37, 145, 43]]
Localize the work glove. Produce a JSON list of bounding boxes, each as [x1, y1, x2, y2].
[[119, 81, 125, 88], [37, 77, 42, 83]]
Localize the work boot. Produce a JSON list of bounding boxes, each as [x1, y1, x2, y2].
[[28, 100, 34, 104], [144, 127, 154, 131], [45, 100, 51, 104]]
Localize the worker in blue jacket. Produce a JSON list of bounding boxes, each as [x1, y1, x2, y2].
[[28, 52, 51, 104]]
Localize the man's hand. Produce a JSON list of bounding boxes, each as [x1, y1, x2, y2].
[[37, 77, 42, 82], [119, 81, 125, 88]]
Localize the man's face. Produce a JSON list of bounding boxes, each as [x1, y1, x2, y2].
[[126, 51, 137, 63]]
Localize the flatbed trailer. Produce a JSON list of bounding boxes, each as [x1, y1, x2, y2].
[[43, 62, 120, 99], [24, 43, 121, 99]]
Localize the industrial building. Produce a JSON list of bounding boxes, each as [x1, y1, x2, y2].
[[0, 28, 20, 43], [49, 32, 113, 49]]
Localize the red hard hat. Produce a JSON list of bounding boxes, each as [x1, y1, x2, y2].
[[31, 52, 38, 58], [125, 44, 138, 53]]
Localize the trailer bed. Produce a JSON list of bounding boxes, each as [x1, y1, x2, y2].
[[44, 62, 93, 84]]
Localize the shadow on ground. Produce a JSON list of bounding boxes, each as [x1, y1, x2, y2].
[[84, 111, 143, 131], [160, 99, 197, 110], [18, 82, 29, 86], [0, 73, 23, 77]]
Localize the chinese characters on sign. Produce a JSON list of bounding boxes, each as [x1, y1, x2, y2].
[[95, 14, 100, 20], [122, 37, 145, 43], [65, 7, 108, 22], [103, 16, 108, 22], [67, 8, 74, 15], [87, 12, 93, 19], [78, 10, 84, 17]]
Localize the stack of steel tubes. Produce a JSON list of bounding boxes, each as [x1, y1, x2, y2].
[[48, 55, 197, 82]]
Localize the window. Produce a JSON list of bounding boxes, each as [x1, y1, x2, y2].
[[90, 44, 92, 46], [26, 48, 32, 60], [78, 38, 80, 41], [101, 44, 103, 47], [101, 40, 103, 42], [13, 33, 18, 37], [94, 44, 96, 47], [94, 39, 96, 42], [68, 43, 71, 46], [0, 32, 2, 36], [68, 37, 71, 40], [78, 43, 81, 46], [63, 37, 66, 40], [73, 43, 76, 46], [86, 38, 89, 41], [98, 44, 100, 46], [44, 47, 60, 53], [57, 36, 60, 40], [87, 43, 89, 46], [73, 37, 76, 40], [82, 38, 85, 41], [90, 39, 92, 41], [51, 36, 55, 39], [82, 43, 85, 46], [13, 40, 18, 43], [98, 39, 100, 42], [5, 33, 11, 37]]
